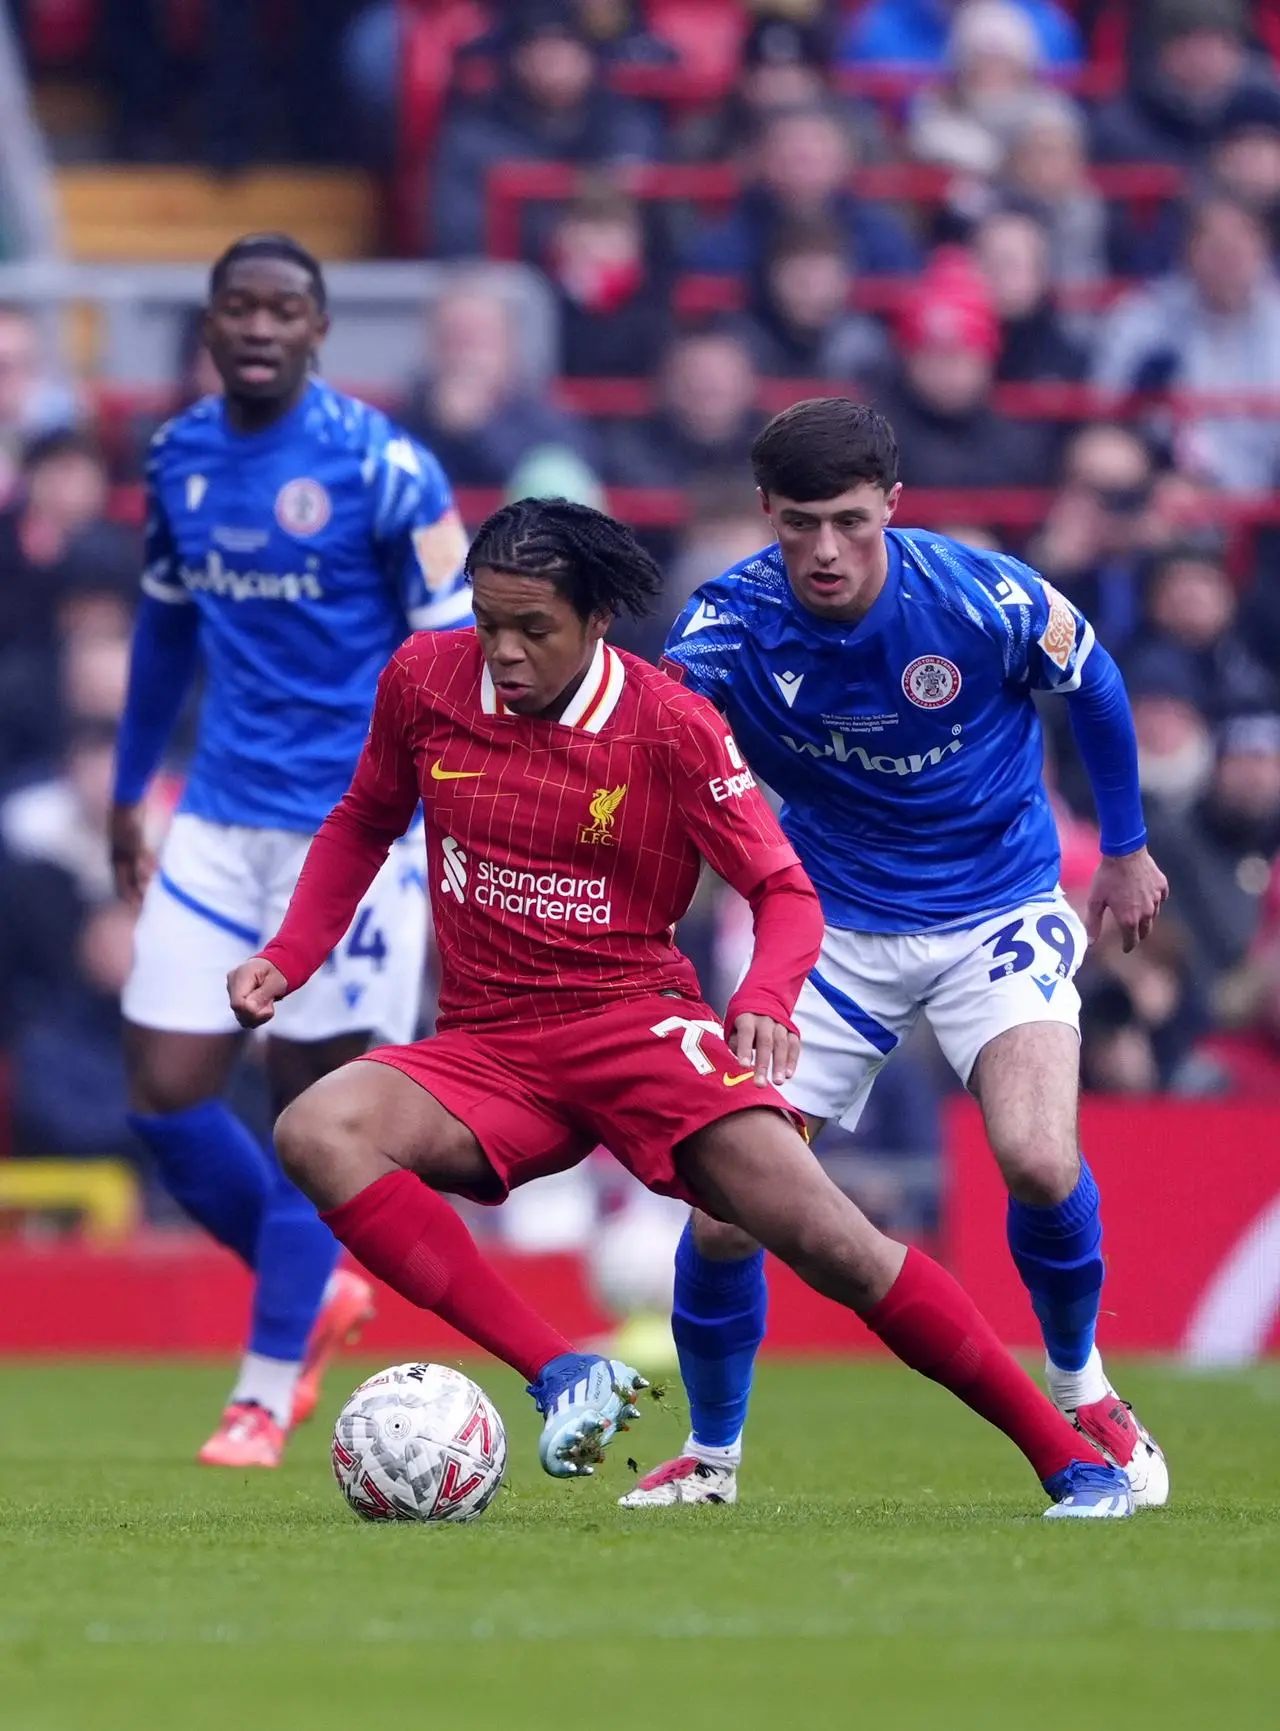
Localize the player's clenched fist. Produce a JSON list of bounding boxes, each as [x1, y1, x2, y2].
[[227, 956, 290, 1028]]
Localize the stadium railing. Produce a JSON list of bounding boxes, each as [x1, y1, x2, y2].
[[483, 159, 1184, 262], [0, 1159, 140, 1243]]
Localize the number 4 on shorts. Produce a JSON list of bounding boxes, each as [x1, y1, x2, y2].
[[347, 908, 388, 971]]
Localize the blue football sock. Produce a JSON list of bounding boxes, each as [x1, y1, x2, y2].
[[672, 1219, 768, 1454], [128, 1100, 272, 1268], [248, 1156, 341, 1363], [1006, 1158, 1104, 1374]]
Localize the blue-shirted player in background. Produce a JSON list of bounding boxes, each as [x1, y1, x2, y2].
[[110, 234, 471, 1467], [622, 398, 1170, 1510]]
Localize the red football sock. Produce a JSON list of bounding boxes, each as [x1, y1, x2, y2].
[[322, 1169, 574, 1384], [863, 1247, 1105, 1483]]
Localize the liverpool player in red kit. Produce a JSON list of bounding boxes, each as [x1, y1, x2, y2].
[[229, 500, 1131, 1515]]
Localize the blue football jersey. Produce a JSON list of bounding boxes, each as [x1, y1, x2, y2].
[[142, 379, 472, 832], [663, 530, 1096, 933]]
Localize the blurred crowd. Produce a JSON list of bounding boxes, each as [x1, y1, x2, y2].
[[8, 0, 1280, 1231]]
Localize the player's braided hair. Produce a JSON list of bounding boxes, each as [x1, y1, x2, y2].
[[465, 498, 664, 621], [209, 232, 328, 311]]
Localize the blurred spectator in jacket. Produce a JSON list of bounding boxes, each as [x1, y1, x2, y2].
[[0, 718, 119, 1076], [1000, 92, 1111, 282], [908, 2, 1046, 180], [1122, 83, 1280, 277], [679, 15, 886, 165], [11, 899, 138, 1159], [1144, 713, 1280, 980], [973, 208, 1088, 380], [604, 328, 762, 488], [1078, 913, 1211, 1093], [1092, 0, 1275, 168], [1124, 639, 1217, 813], [428, 3, 660, 258], [684, 105, 920, 278], [733, 218, 890, 381], [0, 432, 139, 781], [1029, 424, 1190, 656], [0, 718, 117, 908], [0, 307, 79, 508], [395, 281, 596, 490], [1093, 196, 1280, 492], [547, 186, 670, 378], [573, 0, 679, 66], [875, 257, 1055, 487], [840, 0, 1081, 69], [1139, 545, 1277, 718]]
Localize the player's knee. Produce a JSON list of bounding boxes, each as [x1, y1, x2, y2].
[[273, 1088, 350, 1195], [991, 1135, 1079, 1207], [691, 1210, 760, 1262]]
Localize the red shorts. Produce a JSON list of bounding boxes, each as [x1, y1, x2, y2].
[[362, 994, 801, 1206]]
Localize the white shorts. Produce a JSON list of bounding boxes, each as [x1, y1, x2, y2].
[[784, 891, 1086, 1131], [123, 812, 427, 1044]]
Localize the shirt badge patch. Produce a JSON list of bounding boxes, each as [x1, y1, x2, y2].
[[579, 783, 627, 846], [1039, 582, 1078, 671], [902, 655, 962, 710], [411, 510, 468, 593], [275, 478, 332, 537]]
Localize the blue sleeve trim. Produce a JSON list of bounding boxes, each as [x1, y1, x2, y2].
[[112, 593, 200, 805], [1064, 642, 1147, 857]]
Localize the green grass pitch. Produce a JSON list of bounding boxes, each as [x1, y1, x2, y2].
[[1, 1357, 1277, 1731]]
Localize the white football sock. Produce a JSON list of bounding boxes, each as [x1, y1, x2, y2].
[[1044, 1345, 1109, 1411], [230, 1352, 302, 1429], [685, 1432, 742, 1470]]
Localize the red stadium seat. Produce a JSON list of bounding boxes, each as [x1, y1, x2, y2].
[[24, 0, 99, 65], [642, 0, 744, 91]]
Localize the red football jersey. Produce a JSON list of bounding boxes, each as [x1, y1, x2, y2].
[[295, 631, 799, 1030]]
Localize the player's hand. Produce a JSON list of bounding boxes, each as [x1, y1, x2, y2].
[[227, 956, 290, 1028], [109, 801, 157, 906], [728, 1013, 800, 1088], [1085, 846, 1169, 954]]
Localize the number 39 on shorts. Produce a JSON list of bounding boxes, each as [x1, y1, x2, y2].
[[981, 912, 1078, 985]]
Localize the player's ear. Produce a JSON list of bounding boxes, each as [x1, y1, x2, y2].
[[757, 487, 772, 521], [311, 310, 332, 351], [883, 483, 903, 524], [587, 607, 612, 643]]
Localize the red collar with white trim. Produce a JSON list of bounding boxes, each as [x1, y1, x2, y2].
[[478, 641, 626, 734]]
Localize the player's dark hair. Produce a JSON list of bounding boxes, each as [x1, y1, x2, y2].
[[208, 232, 327, 310], [466, 498, 664, 620], [751, 398, 899, 500]]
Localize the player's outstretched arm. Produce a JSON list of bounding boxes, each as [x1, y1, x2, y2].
[[724, 865, 825, 1085], [1061, 641, 1169, 951], [110, 594, 200, 903], [252, 657, 422, 996], [666, 696, 825, 1078]]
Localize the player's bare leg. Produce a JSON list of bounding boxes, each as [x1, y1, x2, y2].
[[622, 1117, 827, 1509], [671, 1108, 1131, 1517], [275, 1062, 646, 1477], [263, 1033, 377, 1431], [974, 1022, 1168, 1506]]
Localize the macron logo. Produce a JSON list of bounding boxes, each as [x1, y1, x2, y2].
[[773, 670, 804, 708], [440, 837, 467, 902], [186, 474, 208, 511], [682, 600, 720, 636]]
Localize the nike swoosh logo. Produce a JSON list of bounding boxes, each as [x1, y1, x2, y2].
[[431, 762, 484, 781], [722, 1071, 755, 1087]]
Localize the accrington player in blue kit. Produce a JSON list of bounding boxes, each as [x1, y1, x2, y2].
[[621, 398, 1171, 1511], [109, 233, 471, 1467]]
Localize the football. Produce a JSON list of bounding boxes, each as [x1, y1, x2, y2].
[[331, 1362, 507, 1523]]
